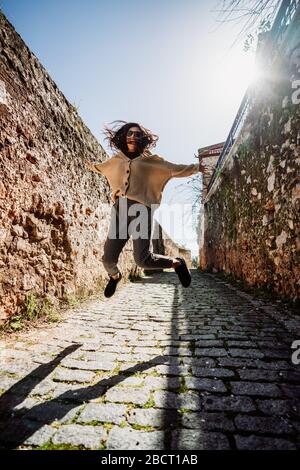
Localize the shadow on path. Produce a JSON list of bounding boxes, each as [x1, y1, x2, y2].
[[0, 345, 169, 449]]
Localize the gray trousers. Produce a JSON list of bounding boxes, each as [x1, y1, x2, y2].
[[102, 197, 174, 276]]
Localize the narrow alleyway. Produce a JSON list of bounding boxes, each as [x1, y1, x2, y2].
[[0, 270, 299, 450]]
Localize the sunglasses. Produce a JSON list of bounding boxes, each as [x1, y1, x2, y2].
[[127, 130, 144, 139]]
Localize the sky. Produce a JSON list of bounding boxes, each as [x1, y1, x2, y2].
[[1, 0, 257, 256]]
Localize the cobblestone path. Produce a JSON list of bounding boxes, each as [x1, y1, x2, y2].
[[0, 270, 299, 450]]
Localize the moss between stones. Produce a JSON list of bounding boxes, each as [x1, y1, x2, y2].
[[119, 421, 128, 428], [178, 378, 188, 394], [77, 420, 113, 430], [36, 442, 87, 450], [130, 424, 156, 432], [178, 408, 191, 414], [143, 396, 156, 409]]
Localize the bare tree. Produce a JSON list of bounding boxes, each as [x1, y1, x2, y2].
[[211, 0, 282, 48], [172, 154, 208, 234]]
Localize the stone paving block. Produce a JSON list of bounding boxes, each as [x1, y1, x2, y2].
[[171, 429, 230, 450], [278, 371, 300, 383], [195, 348, 228, 357], [30, 379, 56, 397], [203, 395, 256, 413], [74, 352, 118, 362], [117, 353, 153, 363], [78, 403, 127, 425], [228, 348, 264, 359], [185, 377, 227, 393], [218, 333, 250, 340], [99, 345, 133, 353], [181, 334, 217, 341], [116, 376, 145, 388], [237, 369, 280, 382], [50, 382, 95, 401], [133, 347, 163, 355], [105, 388, 150, 406], [0, 362, 36, 377], [231, 381, 282, 397], [182, 411, 235, 432], [227, 341, 255, 348], [144, 376, 181, 391], [234, 435, 297, 450], [0, 375, 19, 391], [1, 349, 31, 360], [158, 340, 190, 347], [280, 385, 300, 398], [195, 340, 224, 348], [106, 426, 165, 450], [127, 408, 178, 428], [60, 358, 116, 371], [79, 343, 101, 352], [153, 391, 201, 411], [154, 365, 190, 376], [191, 367, 235, 378], [11, 397, 40, 416], [51, 424, 106, 449], [153, 391, 179, 410], [234, 414, 295, 435], [118, 362, 142, 372], [256, 399, 300, 417], [131, 341, 158, 347], [163, 347, 193, 356], [185, 358, 216, 367], [53, 367, 95, 383], [24, 424, 56, 447], [24, 401, 82, 424], [258, 349, 290, 360]]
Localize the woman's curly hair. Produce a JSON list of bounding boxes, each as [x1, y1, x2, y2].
[[102, 120, 159, 156]]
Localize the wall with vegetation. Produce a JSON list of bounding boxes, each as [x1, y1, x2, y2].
[[200, 9, 300, 303]]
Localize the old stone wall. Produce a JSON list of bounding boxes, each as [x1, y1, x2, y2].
[[200, 7, 300, 302], [0, 12, 145, 320]]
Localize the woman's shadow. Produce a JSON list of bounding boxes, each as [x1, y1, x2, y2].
[[0, 343, 169, 449]]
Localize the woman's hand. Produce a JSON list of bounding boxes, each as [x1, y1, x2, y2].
[[198, 159, 208, 174]]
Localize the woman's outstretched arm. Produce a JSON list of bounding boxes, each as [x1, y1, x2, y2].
[[84, 159, 112, 175], [163, 159, 207, 178]]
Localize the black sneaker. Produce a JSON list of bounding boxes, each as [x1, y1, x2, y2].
[[104, 272, 122, 298], [174, 257, 191, 287]]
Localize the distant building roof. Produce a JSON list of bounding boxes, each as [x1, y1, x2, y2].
[[198, 142, 225, 158]]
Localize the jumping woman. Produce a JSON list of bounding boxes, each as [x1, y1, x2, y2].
[[85, 120, 207, 298]]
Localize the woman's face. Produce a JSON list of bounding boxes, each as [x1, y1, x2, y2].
[[126, 126, 144, 152]]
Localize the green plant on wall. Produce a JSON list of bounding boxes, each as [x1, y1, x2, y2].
[[2, 292, 60, 332], [24, 292, 59, 321], [24, 292, 39, 320], [72, 101, 80, 112]]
